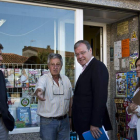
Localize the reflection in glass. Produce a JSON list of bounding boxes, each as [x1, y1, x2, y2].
[[0, 1, 75, 128], [0, 1, 75, 86]]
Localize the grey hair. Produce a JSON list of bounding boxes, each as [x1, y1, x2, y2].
[[47, 53, 63, 66], [74, 40, 91, 50]]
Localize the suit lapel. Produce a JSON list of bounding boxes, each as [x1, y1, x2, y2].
[[74, 74, 82, 91], [81, 58, 95, 75], [74, 58, 96, 92]]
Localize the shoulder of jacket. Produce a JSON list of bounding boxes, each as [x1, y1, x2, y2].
[[91, 58, 102, 66], [94, 59, 105, 66], [0, 70, 3, 76]]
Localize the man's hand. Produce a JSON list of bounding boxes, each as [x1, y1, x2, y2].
[[90, 125, 102, 139], [129, 102, 138, 113], [35, 88, 46, 101]]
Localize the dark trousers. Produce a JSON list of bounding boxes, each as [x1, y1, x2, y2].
[[79, 134, 85, 140]]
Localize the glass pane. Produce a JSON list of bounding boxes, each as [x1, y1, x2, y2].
[[0, 2, 75, 128]]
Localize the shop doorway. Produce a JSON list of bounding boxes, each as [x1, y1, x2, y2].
[[84, 25, 103, 61]]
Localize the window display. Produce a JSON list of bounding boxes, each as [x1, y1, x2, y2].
[[0, 67, 50, 128], [15, 69, 29, 88], [0, 1, 75, 132]]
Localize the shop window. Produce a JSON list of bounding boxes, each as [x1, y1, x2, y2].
[[0, 1, 75, 130]]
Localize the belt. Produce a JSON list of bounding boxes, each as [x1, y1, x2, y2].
[[48, 114, 67, 120]]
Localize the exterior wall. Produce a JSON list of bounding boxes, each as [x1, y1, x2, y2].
[[69, 0, 140, 11], [106, 24, 113, 140], [107, 16, 139, 140]]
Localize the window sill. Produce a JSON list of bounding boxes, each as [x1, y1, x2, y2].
[[9, 127, 40, 134]]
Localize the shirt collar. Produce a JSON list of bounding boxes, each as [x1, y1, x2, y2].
[[82, 56, 94, 68]]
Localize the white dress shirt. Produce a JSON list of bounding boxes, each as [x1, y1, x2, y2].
[[82, 56, 94, 73], [34, 71, 73, 117]]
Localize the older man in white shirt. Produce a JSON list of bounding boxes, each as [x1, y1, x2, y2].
[[35, 53, 73, 140]]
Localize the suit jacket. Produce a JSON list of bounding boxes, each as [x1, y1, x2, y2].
[[72, 58, 112, 135], [0, 70, 14, 131]]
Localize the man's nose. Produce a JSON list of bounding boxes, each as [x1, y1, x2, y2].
[[53, 65, 58, 68], [78, 53, 83, 58]]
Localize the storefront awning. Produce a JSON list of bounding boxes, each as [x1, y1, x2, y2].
[[26, 0, 138, 24]]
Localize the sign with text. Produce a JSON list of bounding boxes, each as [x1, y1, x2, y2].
[[117, 21, 128, 35], [122, 39, 130, 58]]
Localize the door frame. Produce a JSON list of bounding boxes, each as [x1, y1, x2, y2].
[[84, 21, 107, 66]]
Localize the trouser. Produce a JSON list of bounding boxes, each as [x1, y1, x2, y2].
[[79, 134, 85, 140], [133, 129, 137, 140], [137, 119, 140, 140], [0, 117, 8, 140], [40, 116, 70, 140]]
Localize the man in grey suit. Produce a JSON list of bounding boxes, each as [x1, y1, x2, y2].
[[0, 44, 14, 140], [72, 40, 112, 140]]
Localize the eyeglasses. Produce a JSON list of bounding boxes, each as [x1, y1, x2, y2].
[[50, 63, 61, 68], [52, 78, 64, 95], [75, 50, 87, 57]]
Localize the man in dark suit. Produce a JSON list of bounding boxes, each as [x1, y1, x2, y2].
[[0, 44, 15, 140], [72, 40, 112, 140]]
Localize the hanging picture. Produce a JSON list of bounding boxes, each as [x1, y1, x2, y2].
[[114, 41, 122, 58], [127, 71, 137, 98], [116, 73, 127, 97], [129, 53, 138, 70]]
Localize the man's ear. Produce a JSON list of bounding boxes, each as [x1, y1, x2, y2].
[[48, 64, 50, 69], [60, 66, 62, 71], [90, 48, 92, 54]]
